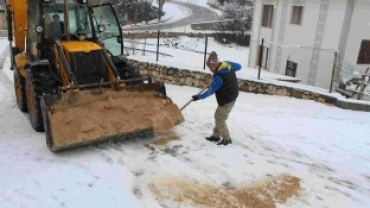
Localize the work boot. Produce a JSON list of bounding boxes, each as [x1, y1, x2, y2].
[[217, 139, 232, 146], [205, 136, 220, 142]]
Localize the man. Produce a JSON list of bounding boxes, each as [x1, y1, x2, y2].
[[47, 14, 64, 40], [75, 28, 88, 41], [207, 51, 219, 69], [192, 51, 241, 145]]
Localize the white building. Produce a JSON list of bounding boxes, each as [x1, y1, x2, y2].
[[0, 1, 6, 30], [248, 0, 370, 89]]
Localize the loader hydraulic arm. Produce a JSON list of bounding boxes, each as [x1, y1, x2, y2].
[[5, 0, 28, 52]]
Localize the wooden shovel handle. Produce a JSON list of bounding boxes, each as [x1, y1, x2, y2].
[[180, 82, 212, 111]]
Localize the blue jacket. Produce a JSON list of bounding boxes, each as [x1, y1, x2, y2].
[[198, 61, 241, 100]]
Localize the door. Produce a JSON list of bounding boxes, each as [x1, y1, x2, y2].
[[90, 3, 123, 56]]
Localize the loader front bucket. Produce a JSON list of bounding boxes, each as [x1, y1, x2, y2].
[[41, 83, 184, 152]]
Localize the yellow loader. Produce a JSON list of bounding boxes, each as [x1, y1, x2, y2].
[[5, 0, 183, 151]]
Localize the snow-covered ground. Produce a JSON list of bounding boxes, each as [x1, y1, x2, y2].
[[1, 37, 370, 208]]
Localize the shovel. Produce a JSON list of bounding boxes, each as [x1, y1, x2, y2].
[[180, 82, 212, 111]]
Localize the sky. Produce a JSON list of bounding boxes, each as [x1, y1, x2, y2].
[[1, 1, 370, 207]]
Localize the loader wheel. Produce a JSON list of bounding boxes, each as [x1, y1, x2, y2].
[[25, 66, 59, 132], [153, 81, 167, 97], [14, 70, 27, 112], [116, 60, 141, 80], [25, 69, 45, 132]]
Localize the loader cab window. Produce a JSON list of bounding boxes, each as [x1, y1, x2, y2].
[[44, 2, 93, 40], [44, 3, 65, 41], [69, 5, 93, 40], [46, 13, 64, 40], [91, 3, 123, 56]]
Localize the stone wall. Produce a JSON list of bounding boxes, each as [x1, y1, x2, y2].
[[122, 31, 250, 46], [132, 60, 370, 112], [190, 20, 234, 31]]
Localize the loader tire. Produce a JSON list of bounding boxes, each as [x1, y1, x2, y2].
[[26, 69, 44, 132], [116, 60, 141, 80], [14, 70, 27, 112], [25, 67, 58, 132]]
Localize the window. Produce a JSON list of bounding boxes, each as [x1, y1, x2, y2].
[[291, 6, 303, 25], [286, 61, 298, 77], [357, 40, 370, 64], [261, 5, 274, 28]]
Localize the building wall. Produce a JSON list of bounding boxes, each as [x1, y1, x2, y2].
[[283, 0, 319, 48], [278, 0, 322, 86], [315, 0, 347, 88], [344, 0, 370, 74], [249, 0, 281, 72], [249, 0, 370, 89], [321, 0, 346, 49], [248, 0, 263, 68]]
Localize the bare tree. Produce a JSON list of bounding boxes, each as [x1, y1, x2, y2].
[[157, 0, 166, 21]]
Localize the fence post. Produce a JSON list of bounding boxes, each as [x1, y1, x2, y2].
[[203, 36, 208, 69], [258, 38, 264, 80], [329, 51, 338, 93], [143, 31, 147, 56], [156, 30, 160, 62]]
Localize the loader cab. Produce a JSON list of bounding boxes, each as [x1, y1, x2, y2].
[[25, 0, 114, 85], [39, 0, 125, 57]]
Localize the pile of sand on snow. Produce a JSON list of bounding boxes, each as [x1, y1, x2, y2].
[[150, 174, 301, 208], [48, 90, 184, 148]]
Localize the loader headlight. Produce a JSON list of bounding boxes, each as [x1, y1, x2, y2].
[[35, 25, 44, 33], [97, 25, 106, 32], [117, 36, 122, 43], [77, 0, 87, 4]]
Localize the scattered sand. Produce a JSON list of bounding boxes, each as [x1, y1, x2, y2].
[[152, 131, 180, 146], [150, 174, 301, 208], [47, 89, 184, 149]]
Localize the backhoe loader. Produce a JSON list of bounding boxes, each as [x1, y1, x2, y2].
[[5, 0, 184, 151]]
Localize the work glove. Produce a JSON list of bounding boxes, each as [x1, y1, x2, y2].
[[192, 95, 199, 101]]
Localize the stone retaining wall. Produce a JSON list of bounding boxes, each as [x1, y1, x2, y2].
[[132, 60, 370, 112], [190, 20, 234, 31], [122, 31, 250, 46]]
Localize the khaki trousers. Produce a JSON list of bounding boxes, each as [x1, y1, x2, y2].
[[211, 101, 235, 141]]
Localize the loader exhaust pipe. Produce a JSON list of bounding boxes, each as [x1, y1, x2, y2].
[[5, 5, 13, 42], [5, 3, 15, 70], [64, 0, 71, 40]]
